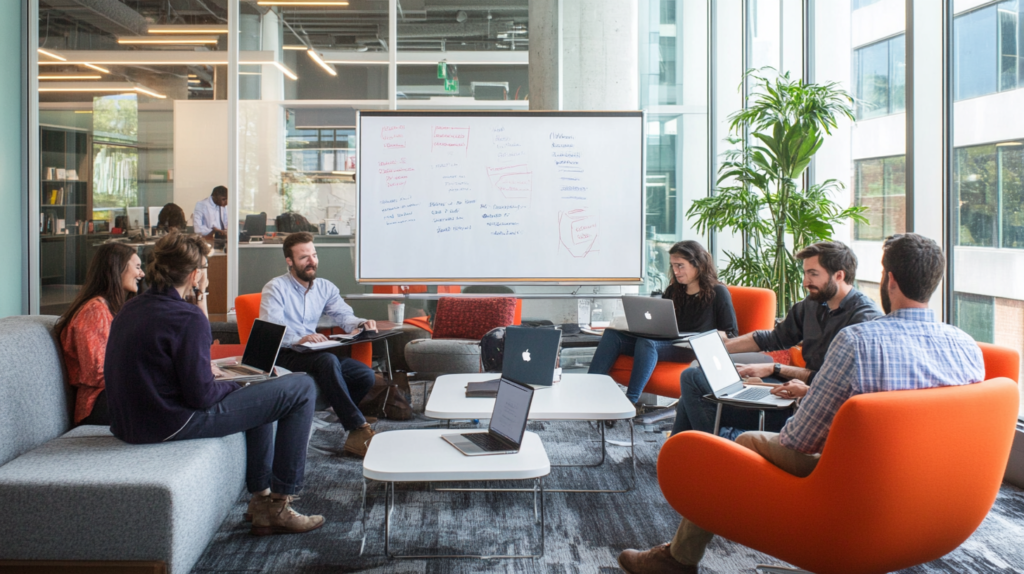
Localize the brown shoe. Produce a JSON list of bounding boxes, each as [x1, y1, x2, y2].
[[250, 495, 325, 536], [617, 543, 697, 574], [343, 423, 375, 457], [243, 488, 271, 522]]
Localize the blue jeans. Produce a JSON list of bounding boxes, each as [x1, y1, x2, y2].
[[588, 329, 695, 403], [172, 373, 317, 495], [276, 349, 376, 431], [672, 360, 792, 436]]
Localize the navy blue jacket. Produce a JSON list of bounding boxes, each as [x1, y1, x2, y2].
[[105, 286, 236, 444]]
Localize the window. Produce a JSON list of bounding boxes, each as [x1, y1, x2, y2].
[[853, 35, 906, 120], [854, 156, 906, 240], [852, 0, 883, 10], [954, 142, 1024, 248], [954, 1, 1024, 101], [953, 293, 995, 344]]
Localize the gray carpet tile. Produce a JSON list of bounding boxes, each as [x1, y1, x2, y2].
[[192, 390, 1024, 574]]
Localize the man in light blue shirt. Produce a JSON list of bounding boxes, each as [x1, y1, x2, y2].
[[618, 234, 986, 574], [260, 232, 379, 457], [193, 185, 228, 240]]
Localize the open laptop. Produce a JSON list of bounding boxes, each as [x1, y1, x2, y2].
[[469, 327, 562, 395], [621, 296, 698, 339], [214, 319, 287, 383], [442, 378, 535, 456], [688, 330, 794, 407]]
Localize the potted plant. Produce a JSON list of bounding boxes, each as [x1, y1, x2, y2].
[[688, 69, 868, 316]]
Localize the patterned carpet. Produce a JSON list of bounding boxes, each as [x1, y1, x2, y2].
[[192, 391, 1024, 574]]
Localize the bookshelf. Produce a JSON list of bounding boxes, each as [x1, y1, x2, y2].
[[40, 126, 93, 288]]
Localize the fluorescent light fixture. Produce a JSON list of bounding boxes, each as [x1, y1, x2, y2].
[[74, 110, 93, 114], [188, 79, 201, 83], [134, 86, 167, 99], [283, 45, 308, 50], [188, 74, 197, 78], [39, 81, 166, 99], [331, 170, 355, 175], [148, 24, 229, 34], [38, 48, 66, 61], [40, 74, 103, 80], [82, 63, 110, 74], [996, 141, 1023, 147], [117, 36, 218, 45], [307, 50, 337, 76], [258, 1, 349, 5], [271, 61, 298, 80]]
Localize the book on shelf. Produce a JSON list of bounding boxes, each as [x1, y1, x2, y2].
[[66, 169, 78, 181], [48, 189, 57, 205], [56, 168, 66, 180], [56, 188, 65, 205]]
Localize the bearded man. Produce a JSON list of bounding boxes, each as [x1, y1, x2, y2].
[[260, 232, 378, 456], [670, 241, 883, 435]]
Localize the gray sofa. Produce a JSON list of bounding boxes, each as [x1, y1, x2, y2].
[[0, 315, 246, 574]]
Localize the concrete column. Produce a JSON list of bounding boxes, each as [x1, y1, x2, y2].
[[527, 0, 559, 110], [261, 10, 284, 101], [239, 14, 261, 100]]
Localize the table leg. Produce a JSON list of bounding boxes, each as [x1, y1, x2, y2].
[[713, 403, 724, 436], [383, 339, 394, 380], [550, 419, 605, 468], [758, 409, 766, 431]]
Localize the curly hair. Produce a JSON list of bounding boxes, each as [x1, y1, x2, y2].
[[147, 231, 211, 291]]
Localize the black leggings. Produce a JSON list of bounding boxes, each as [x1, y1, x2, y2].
[[79, 390, 110, 426]]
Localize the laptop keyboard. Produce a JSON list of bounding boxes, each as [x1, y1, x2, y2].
[[222, 365, 260, 375], [731, 386, 771, 401], [464, 432, 512, 451]]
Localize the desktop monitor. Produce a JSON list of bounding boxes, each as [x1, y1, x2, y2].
[[244, 213, 267, 238]]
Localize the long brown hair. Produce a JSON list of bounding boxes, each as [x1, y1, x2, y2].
[[667, 240, 719, 304], [147, 231, 211, 291], [55, 243, 139, 340]]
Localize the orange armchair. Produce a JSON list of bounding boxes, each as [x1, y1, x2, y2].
[[978, 342, 1020, 382], [608, 285, 777, 398], [657, 378, 1019, 574]]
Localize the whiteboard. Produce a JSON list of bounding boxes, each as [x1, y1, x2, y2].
[[356, 111, 645, 284]]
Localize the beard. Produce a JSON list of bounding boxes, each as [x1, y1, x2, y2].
[[295, 263, 317, 283], [807, 276, 838, 303], [880, 272, 891, 314]]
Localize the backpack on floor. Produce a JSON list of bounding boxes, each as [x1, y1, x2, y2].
[[479, 327, 507, 373], [358, 374, 413, 420]]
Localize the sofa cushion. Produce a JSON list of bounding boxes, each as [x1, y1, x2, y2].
[[0, 315, 71, 467], [431, 297, 517, 340], [404, 338, 481, 379], [0, 426, 246, 574]]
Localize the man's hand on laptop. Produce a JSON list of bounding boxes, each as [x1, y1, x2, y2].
[[298, 333, 329, 345], [211, 364, 227, 378], [771, 380, 808, 399], [736, 363, 774, 379], [359, 320, 378, 332]]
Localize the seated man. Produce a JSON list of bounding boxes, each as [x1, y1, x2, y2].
[[260, 231, 378, 457], [672, 240, 883, 435], [618, 233, 985, 574]]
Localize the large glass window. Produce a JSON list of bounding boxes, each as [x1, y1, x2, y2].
[[853, 156, 906, 240], [954, 142, 1024, 249], [853, 35, 906, 120], [953, 1, 1024, 101]]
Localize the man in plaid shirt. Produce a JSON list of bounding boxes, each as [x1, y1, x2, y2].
[[618, 234, 985, 574]]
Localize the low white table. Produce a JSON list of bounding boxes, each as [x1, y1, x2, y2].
[[425, 373, 636, 493], [363, 429, 550, 559]]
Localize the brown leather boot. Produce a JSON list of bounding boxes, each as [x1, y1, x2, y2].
[[243, 488, 271, 522], [250, 495, 325, 536], [343, 423, 376, 457], [617, 544, 698, 574]]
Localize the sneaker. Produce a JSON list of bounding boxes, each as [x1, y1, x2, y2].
[[617, 543, 697, 574], [250, 495, 325, 536], [243, 488, 271, 522], [343, 423, 376, 457]]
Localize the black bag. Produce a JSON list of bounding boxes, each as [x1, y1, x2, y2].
[[358, 374, 413, 420], [480, 326, 506, 373]]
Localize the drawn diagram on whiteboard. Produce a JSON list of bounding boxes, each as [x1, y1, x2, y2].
[[486, 164, 532, 199], [558, 208, 599, 257]]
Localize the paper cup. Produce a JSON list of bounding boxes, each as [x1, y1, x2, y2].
[[387, 302, 405, 324]]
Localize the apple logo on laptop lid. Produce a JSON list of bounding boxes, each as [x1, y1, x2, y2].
[[522, 349, 531, 361], [644, 311, 652, 320]]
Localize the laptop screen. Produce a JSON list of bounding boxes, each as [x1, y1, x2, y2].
[[244, 213, 267, 237], [241, 319, 287, 373], [489, 379, 534, 445], [688, 331, 742, 393]]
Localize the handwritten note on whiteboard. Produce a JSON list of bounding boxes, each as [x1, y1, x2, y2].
[[357, 111, 644, 284]]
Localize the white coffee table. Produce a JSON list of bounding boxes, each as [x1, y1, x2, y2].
[[362, 429, 550, 559], [424, 373, 636, 493]]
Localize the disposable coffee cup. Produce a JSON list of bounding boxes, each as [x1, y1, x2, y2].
[[387, 302, 405, 324]]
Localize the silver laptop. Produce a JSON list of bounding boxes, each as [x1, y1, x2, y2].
[[621, 296, 698, 339], [442, 379, 535, 456], [689, 330, 794, 407], [214, 319, 287, 383]]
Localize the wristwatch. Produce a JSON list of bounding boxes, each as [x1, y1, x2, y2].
[[772, 363, 783, 377]]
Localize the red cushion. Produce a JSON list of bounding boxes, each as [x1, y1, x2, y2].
[[432, 297, 517, 340]]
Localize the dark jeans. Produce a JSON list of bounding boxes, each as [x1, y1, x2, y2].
[[588, 329, 695, 403], [275, 349, 376, 431], [172, 373, 316, 495], [672, 357, 791, 436], [79, 390, 110, 426]]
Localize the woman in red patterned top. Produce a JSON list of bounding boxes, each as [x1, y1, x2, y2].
[[55, 243, 145, 425]]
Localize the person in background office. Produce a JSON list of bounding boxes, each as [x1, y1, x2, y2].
[[104, 231, 325, 536], [259, 232, 378, 457], [588, 240, 738, 406], [618, 233, 985, 574], [275, 212, 319, 233], [55, 243, 144, 426], [193, 185, 228, 241], [671, 240, 883, 436], [156, 203, 187, 233]]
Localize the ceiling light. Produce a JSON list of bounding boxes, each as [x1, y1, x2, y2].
[[307, 50, 337, 76], [39, 74, 102, 80], [188, 79, 201, 83], [148, 24, 229, 34], [331, 170, 355, 175], [996, 141, 1023, 147], [188, 74, 197, 78], [257, 1, 349, 5], [82, 63, 110, 74], [271, 61, 299, 80], [38, 48, 66, 61], [283, 45, 309, 50], [74, 110, 93, 114], [117, 36, 218, 45], [38, 81, 166, 99]]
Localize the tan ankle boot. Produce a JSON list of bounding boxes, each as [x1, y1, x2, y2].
[[343, 423, 376, 457], [244, 488, 271, 522], [250, 495, 325, 536]]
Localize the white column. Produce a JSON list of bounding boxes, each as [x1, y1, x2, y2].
[[227, 0, 239, 305]]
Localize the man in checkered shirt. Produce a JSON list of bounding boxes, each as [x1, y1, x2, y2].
[[618, 233, 985, 574]]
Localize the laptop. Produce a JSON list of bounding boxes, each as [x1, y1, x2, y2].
[[468, 326, 562, 395], [442, 378, 535, 456], [621, 296, 698, 339], [688, 330, 794, 407], [214, 319, 287, 383]]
